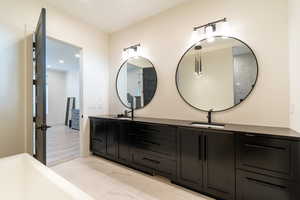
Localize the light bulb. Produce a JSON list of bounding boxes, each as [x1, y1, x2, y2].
[[128, 48, 135, 58], [122, 50, 128, 60], [135, 46, 141, 58], [205, 25, 215, 43], [221, 21, 230, 36], [191, 29, 200, 43]]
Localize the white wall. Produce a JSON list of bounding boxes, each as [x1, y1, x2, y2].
[[289, 0, 300, 132], [0, 0, 109, 158], [47, 70, 67, 126], [109, 0, 289, 127]]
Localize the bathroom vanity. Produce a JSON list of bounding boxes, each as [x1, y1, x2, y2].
[[89, 116, 300, 200]]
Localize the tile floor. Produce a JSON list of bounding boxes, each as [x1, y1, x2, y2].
[[52, 156, 214, 200]]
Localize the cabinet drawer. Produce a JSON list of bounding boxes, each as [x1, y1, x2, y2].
[[130, 123, 177, 157], [132, 122, 176, 140], [237, 170, 296, 200], [237, 134, 293, 179], [132, 150, 176, 178], [91, 139, 106, 155]]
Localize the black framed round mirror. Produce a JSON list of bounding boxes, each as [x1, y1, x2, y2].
[[176, 36, 258, 112], [116, 56, 157, 109]]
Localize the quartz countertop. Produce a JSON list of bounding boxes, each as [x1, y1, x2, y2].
[[89, 115, 300, 140]]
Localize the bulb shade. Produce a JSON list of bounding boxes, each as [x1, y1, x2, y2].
[[221, 21, 230, 36], [122, 50, 128, 60], [205, 25, 215, 42]]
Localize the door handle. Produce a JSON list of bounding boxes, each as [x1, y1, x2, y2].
[[36, 124, 51, 131]]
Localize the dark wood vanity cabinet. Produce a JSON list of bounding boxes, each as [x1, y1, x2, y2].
[[177, 127, 235, 200], [236, 134, 300, 200], [90, 117, 300, 200], [90, 118, 118, 159]]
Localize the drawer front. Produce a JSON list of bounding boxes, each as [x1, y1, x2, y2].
[[130, 123, 177, 157], [237, 134, 293, 179], [91, 139, 106, 155], [132, 150, 176, 178], [132, 122, 176, 140], [237, 170, 295, 200]]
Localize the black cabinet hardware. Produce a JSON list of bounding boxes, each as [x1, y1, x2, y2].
[[204, 135, 207, 161], [141, 140, 160, 146], [244, 143, 286, 151], [245, 134, 255, 137], [143, 157, 160, 164], [198, 135, 202, 161], [246, 177, 287, 189]]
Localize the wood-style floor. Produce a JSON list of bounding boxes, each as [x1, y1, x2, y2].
[[52, 156, 215, 200], [46, 125, 80, 166]]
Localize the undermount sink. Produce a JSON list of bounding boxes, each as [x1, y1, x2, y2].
[[190, 122, 225, 129]]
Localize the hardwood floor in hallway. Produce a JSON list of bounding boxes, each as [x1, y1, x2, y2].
[[46, 125, 80, 166]]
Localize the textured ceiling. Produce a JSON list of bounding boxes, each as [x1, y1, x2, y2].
[[42, 0, 192, 32]]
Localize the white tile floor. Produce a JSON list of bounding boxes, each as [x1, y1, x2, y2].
[[52, 156, 215, 200]]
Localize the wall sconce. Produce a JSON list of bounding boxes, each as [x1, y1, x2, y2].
[[192, 18, 229, 43], [122, 44, 141, 60]]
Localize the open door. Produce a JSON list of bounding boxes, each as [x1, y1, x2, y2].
[[33, 8, 50, 164]]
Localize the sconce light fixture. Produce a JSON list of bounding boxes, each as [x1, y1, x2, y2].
[[192, 18, 228, 43], [122, 44, 141, 60]]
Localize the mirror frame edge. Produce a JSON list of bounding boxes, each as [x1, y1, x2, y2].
[[175, 35, 259, 113]]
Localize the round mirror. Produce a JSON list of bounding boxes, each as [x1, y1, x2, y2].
[[176, 36, 258, 112], [116, 56, 157, 109]]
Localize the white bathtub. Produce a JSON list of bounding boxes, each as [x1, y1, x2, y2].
[[0, 154, 93, 200]]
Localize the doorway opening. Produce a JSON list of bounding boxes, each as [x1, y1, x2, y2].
[[45, 37, 82, 166]]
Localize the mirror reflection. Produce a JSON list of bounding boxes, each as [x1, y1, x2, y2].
[[176, 36, 258, 112], [116, 56, 157, 109]]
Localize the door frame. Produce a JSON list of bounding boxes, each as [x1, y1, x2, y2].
[[26, 35, 84, 160], [46, 35, 84, 157]]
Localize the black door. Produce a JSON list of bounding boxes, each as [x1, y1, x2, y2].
[[177, 127, 203, 191], [34, 8, 49, 164], [203, 130, 235, 200], [143, 67, 157, 106]]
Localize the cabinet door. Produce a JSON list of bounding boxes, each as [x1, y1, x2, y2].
[[237, 170, 295, 200], [106, 120, 118, 159], [203, 130, 235, 200], [90, 118, 107, 142], [90, 118, 107, 155], [118, 122, 130, 164], [177, 128, 203, 191]]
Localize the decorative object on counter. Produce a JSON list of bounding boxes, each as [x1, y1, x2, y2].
[[116, 55, 157, 110], [176, 36, 258, 112]]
